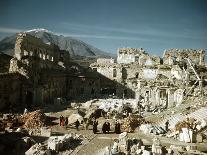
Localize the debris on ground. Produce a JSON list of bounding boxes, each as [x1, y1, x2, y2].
[[139, 123, 166, 135], [19, 110, 47, 129], [121, 114, 147, 132], [25, 143, 50, 155]]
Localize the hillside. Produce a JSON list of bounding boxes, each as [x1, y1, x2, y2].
[[0, 28, 114, 58]]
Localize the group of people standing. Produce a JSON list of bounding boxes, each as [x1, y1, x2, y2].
[[93, 119, 121, 134], [59, 115, 121, 134], [59, 115, 68, 126]]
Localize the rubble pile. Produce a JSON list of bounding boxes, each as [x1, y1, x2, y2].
[[0, 120, 4, 131], [1, 114, 20, 130], [139, 124, 166, 135], [19, 110, 47, 129], [121, 114, 147, 132], [25, 143, 49, 155], [175, 120, 191, 131], [47, 133, 88, 153]]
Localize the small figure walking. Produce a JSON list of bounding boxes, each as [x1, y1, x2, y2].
[[75, 119, 80, 131], [93, 119, 98, 134], [65, 117, 68, 126], [59, 115, 63, 126], [165, 120, 169, 131], [61, 117, 65, 126], [114, 120, 121, 134], [105, 120, 110, 134]]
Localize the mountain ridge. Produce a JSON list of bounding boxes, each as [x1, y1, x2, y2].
[[0, 29, 114, 58]]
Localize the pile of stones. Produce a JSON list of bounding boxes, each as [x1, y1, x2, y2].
[[121, 114, 147, 132], [19, 110, 47, 129]]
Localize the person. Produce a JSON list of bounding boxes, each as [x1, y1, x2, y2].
[[102, 122, 107, 134], [102, 120, 110, 134], [93, 119, 98, 134], [60, 115, 63, 126], [105, 120, 110, 134], [65, 117, 68, 126], [75, 119, 80, 131], [114, 120, 121, 134], [165, 120, 169, 131], [61, 117, 65, 126]]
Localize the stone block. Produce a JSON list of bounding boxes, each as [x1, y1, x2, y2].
[[41, 127, 51, 137]]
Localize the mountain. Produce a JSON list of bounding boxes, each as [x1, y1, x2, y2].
[[0, 28, 114, 58]]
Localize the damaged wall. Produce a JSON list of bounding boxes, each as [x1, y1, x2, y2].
[[90, 48, 206, 109]]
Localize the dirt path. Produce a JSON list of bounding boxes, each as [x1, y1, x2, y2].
[[76, 133, 118, 155]]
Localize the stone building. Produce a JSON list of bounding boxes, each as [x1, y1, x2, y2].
[[117, 48, 148, 64], [0, 33, 102, 110], [163, 49, 205, 65], [0, 33, 206, 111], [0, 73, 27, 110], [90, 47, 206, 109], [14, 33, 70, 64]]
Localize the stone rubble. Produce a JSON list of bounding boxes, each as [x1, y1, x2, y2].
[[19, 110, 47, 129], [121, 114, 146, 133]]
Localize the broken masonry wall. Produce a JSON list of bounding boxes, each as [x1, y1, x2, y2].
[[96, 65, 123, 81], [14, 32, 70, 65], [171, 65, 184, 80], [66, 76, 101, 99], [144, 56, 161, 66], [97, 58, 115, 64], [0, 73, 27, 111], [117, 48, 149, 64], [15, 33, 56, 62], [39, 73, 67, 105], [163, 49, 205, 65]]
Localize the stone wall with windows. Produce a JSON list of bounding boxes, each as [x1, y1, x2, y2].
[[14, 33, 70, 65]]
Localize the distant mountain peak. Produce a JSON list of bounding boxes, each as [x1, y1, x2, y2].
[[25, 28, 53, 34]]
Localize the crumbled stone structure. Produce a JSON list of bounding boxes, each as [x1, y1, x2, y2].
[[90, 47, 206, 109], [0, 73, 26, 110], [14, 33, 70, 64], [0, 33, 100, 110], [117, 48, 160, 65], [0, 33, 206, 111], [163, 49, 205, 65]]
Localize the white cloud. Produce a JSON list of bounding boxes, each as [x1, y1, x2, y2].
[[0, 27, 24, 33], [57, 32, 156, 42], [61, 22, 207, 40]]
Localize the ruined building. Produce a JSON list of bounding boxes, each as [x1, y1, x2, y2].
[[90, 47, 206, 110], [0, 33, 206, 111], [0, 33, 100, 111]]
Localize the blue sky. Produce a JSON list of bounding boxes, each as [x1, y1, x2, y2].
[[0, 0, 206, 56]]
